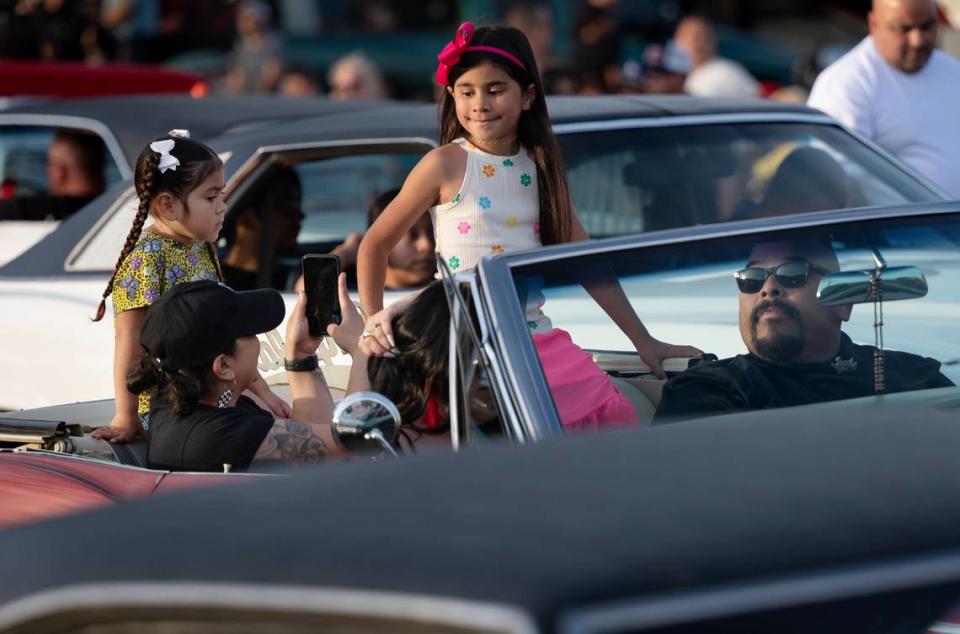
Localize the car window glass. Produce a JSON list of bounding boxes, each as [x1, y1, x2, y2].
[[294, 152, 423, 247], [219, 151, 423, 291], [508, 214, 960, 429], [0, 127, 54, 196], [0, 126, 122, 199], [558, 123, 940, 238]]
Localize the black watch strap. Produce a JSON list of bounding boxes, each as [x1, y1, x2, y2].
[[284, 355, 319, 372]]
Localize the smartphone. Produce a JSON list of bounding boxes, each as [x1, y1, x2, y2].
[[302, 254, 341, 337]]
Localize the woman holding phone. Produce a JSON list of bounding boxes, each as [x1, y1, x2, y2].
[[127, 276, 368, 472]]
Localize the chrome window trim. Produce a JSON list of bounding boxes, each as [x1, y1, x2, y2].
[[476, 261, 562, 439], [0, 113, 133, 179], [224, 136, 438, 197], [477, 202, 960, 437], [0, 582, 537, 634], [65, 137, 438, 272], [64, 184, 136, 272], [552, 111, 839, 133], [558, 547, 960, 633], [456, 273, 527, 442]]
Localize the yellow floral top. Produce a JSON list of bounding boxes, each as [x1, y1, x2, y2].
[[113, 229, 218, 414]]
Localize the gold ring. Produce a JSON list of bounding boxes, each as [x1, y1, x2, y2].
[[361, 331, 373, 339]]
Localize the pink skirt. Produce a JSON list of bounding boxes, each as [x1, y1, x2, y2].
[[532, 328, 639, 431]]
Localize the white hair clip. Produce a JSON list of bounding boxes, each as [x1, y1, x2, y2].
[[168, 129, 191, 139], [149, 139, 180, 174]]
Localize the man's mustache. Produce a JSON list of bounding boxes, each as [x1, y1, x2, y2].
[[751, 299, 801, 326]]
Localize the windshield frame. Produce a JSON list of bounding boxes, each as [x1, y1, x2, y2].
[[475, 202, 960, 438]]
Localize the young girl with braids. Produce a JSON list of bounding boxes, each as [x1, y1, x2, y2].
[[92, 131, 290, 443], [357, 23, 701, 430]]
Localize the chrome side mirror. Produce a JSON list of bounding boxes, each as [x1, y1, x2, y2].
[[331, 391, 402, 457], [818, 266, 928, 306]]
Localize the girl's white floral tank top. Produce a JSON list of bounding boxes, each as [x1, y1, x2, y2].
[[430, 138, 551, 333]]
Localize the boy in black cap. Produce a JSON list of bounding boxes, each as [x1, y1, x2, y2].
[[124, 278, 366, 472]]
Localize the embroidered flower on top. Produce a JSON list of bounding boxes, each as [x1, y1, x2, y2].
[[491, 245, 504, 254], [483, 164, 496, 177], [532, 221, 540, 235], [448, 256, 461, 270], [478, 196, 491, 210], [506, 216, 518, 229], [119, 275, 140, 301], [144, 288, 160, 303], [502, 159, 514, 167], [520, 173, 532, 187], [457, 221, 472, 234]]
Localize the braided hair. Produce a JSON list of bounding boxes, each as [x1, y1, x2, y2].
[[93, 132, 223, 321]]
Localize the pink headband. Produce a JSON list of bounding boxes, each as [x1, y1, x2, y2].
[[435, 22, 528, 86]]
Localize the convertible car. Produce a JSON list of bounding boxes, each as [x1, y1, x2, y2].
[[2, 202, 957, 527], [2, 406, 960, 633], [0, 95, 947, 410]]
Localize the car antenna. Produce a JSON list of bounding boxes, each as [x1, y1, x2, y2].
[[869, 245, 887, 394]]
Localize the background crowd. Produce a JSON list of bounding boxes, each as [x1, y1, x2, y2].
[[2, 0, 959, 102]]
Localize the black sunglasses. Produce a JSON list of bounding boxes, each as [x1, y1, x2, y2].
[[734, 259, 831, 294]]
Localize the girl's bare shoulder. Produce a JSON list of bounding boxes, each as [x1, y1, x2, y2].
[[414, 143, 467, 182]]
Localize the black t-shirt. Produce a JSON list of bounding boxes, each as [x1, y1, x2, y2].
[[655, 333, 954, 423], [147, 395, 275, 472]]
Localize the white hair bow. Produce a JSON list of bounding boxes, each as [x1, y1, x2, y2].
[[149, 139, 180, 174]]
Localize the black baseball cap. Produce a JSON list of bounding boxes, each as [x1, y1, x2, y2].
[[140, 281, 285, 372]]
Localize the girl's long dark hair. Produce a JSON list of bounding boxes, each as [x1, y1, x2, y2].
[[93, 133, 224, 321], [439, 25, 572, 245], [126, 339, 236, 416], [367, 281, 450, 428]]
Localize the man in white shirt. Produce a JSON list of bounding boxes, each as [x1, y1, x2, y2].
[[808, 0, 960, 198], [674, 16, 760, 98]]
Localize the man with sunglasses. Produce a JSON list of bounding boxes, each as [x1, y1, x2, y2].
[[655, 238, 952, 422]]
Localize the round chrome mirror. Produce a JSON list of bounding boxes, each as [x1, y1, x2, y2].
[[332, 391, 402, 457]]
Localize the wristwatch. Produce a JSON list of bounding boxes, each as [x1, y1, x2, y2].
[[284, 355, 319, 372]]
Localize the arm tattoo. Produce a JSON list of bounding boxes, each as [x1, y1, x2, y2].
[[254, 418, 330, 464]]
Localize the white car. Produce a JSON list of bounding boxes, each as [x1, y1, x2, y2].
[[0, 95, 945, 410]]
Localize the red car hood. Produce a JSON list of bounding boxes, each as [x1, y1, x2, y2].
[[0, 452, 248, 529]]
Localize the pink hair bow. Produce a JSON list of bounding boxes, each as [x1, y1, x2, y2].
[[436, 22, 475, 86]]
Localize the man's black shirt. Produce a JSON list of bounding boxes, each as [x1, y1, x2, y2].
[[0, 194, 94, 221], [655, 333, 954, 422], [148, 395, 274, 472]]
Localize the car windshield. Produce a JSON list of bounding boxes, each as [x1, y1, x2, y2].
[[559, 122, 941, 238], [507, 212, 959, 428]]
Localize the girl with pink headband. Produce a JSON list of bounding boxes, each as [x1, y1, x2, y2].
[[356, 23, 700, 430]]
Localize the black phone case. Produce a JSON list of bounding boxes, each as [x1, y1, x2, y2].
[[303, 255, 341, 338]]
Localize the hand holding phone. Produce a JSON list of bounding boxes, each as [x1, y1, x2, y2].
[[302, 254, 341, 337]]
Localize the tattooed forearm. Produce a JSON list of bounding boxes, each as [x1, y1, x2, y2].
[[253, 419, 330, 464]]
